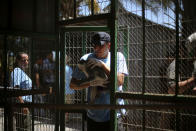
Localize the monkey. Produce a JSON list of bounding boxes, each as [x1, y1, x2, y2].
[[77, 59, 109, 102], [77, 59, 107, 81]]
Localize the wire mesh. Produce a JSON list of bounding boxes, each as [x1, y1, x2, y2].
[[0, 36, 60, 130], [117, 0, 196, 130], [0, 108, 4, 131], [118, 0, 177, 94], [65, 31, 94, 105], [0, 0, 196, 131]]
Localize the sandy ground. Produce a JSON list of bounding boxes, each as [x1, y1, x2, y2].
[[0, 109, 82, 131], [0, 118, 81, 131]]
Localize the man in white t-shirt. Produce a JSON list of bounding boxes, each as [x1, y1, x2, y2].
[[70, 32, 128, 130]]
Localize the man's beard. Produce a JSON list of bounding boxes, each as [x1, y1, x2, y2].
[[96, 49, 109, 59], [102, 48, 109, 57]]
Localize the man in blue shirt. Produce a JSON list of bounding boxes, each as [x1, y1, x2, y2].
[[70, 32, 128, 130], [42, 51, 56, 104], [65, 55, 75, 122], [65, 65, 74, 102]]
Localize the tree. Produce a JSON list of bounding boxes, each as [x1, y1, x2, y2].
[[60, 0, 100, 19]]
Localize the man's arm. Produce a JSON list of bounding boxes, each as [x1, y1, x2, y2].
[[102, 63, 125, 86], [35, 73, 40, 88], [70, 78, 90, 90], [91, 60, 125, 86], [14, 85, 29, 114], [117, 73, 125, 86], [168, 76, 195, 94]]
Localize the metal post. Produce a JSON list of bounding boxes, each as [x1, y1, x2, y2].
[[175, 0, 180, 131], [142, 0, 146, 130], [3, 35, 9, 131], [55, 0, 60, 130], [60, 31, 66, 131], [74, 0, 76, 19], [91, 0, 94, 15], [81, 32, 87, 131], [31, 38, 35, 131], [123, 26, 129, 92], [55, 37, 60, 131], [110, 0, 118, 130], [32, 1, 38, 131]]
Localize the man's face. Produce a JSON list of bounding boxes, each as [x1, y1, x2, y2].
[[48, 53, 53, 61], [93, 42, 110, 59], [19, 54, 29, 69]]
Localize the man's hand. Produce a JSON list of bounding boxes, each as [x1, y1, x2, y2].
[[90, 80, 110, 87], [87, 58, 104, 69]]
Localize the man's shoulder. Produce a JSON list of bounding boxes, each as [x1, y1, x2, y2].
[[81, 53, 94, 60], [11, 68, 26, 79], [12, 67, 22, 73], [116, 52, 126, 61], [117, 52, 124, 57]]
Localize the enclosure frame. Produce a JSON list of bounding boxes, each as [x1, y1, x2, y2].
[[1, 0, 196, 131]]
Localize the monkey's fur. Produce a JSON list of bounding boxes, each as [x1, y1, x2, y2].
[[77, 59, 109, 102]]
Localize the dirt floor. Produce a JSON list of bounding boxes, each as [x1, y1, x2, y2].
[[0, 108, 83, 131]]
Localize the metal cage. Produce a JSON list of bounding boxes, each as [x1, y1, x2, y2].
[[1, 0, 196, 131]]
